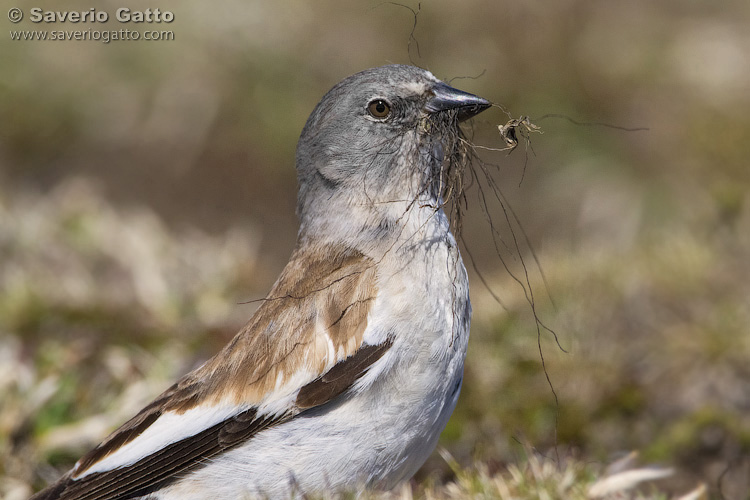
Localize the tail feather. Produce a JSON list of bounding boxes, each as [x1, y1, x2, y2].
[[29, 473, 72, 500]]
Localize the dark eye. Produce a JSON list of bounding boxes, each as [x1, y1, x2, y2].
[[367, 99, 391, 119]]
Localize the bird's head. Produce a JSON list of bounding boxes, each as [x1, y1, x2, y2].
[[295, 65, 489, 243]]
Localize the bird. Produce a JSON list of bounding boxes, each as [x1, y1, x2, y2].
[[31, 64, 491, 500]]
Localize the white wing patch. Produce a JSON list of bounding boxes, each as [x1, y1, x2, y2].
[[75, 404, 246, 477]]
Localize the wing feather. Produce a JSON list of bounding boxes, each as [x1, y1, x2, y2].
[[32, 243, 386, 500]]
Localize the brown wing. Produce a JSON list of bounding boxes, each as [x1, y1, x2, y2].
[[33, 340, 391, 500], [176, 241, 380, 409], [31, 243, 386, 500]]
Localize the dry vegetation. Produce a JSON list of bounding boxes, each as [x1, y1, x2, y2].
[[2, 0, 749, 498]]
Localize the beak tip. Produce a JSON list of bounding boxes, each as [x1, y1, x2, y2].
[[461, 100, 492, 121], [426, 82, 491, 121]]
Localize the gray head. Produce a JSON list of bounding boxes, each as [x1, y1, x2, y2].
[[295, 64, 489, 243]]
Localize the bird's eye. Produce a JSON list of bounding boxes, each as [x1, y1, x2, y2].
[[367, 99, 391, 119]]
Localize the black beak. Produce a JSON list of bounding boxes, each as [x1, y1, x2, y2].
[[425, 82, 491, 122]]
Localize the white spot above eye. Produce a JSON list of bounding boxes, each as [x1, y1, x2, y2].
[[401, 81, 429, 96], [422, 69, 439, 82]]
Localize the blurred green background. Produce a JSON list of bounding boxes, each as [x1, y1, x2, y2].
[[2, 0, 749, 498]]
